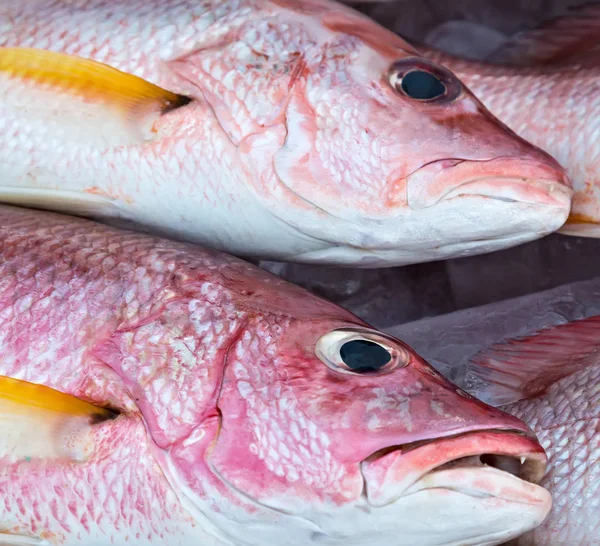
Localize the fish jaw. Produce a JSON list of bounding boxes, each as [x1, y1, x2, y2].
[[352, 431, 551, 546]]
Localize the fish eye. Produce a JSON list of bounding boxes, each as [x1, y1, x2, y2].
[[388, 57, 462, 103], [316, 328, 410, 376], [400, 70, 445, 100]]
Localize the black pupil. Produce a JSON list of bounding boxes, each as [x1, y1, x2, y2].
[[339, 340, 392, 373], [401, 70, 446, 100]]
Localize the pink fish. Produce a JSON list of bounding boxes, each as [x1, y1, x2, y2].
[[0, 204, 552, 546], [467, 317, 600, 546], [418, 4, 600, 238], [0, 0, 572, 267]]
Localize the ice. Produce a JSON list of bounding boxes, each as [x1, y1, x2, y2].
[[424, 20, 509, 59], [260, 233, 600, 329], [384, 276, 600, 400], [260, 259, 455, 328]]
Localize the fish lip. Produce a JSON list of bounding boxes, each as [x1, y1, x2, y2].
[[360, 429, 548, 508], [405, 156, 573, 210], [441, 176, 573, 208]]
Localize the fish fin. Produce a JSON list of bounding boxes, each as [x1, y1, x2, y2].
[[0, 187, 122, 218], [487, 3, 600, 66], [0, 47, 191, 146], [0, 534, 50, 546], [0, 375, 117, 462], [467, 315, 600, 406]]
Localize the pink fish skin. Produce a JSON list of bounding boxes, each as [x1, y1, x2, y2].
[[0, 0, 572, 267], [0, 204, 551, 546], [418, 7, 600, 238], [467, 316, 600, 546]]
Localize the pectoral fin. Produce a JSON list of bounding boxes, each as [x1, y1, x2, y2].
[[0, 375, 117, 462], [0, 47, 191, 146], [467, 315, 600, 406]]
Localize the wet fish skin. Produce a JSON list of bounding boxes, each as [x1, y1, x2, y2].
[[0, 0, 572, 267], [503, 361, 600, 546], [0, 205, 551, 546], [421, 42, 599, 237], [471, 319, 600, 546]]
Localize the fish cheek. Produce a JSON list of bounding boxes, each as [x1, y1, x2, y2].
[[204, 319, 365, 510]]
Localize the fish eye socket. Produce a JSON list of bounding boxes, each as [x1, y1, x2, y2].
[[388, 58, 461, 103], [316, 328, 409, 376]]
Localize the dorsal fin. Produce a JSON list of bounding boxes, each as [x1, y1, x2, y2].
[[467, 314, 600, 406], [487, 3, 600, 66]]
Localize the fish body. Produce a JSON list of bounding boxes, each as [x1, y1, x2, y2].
[[473, 320, 600, 546], [499, 339, 600, 546], [0, 0, 572, 267], [386, 285, 600, 546], [0, 204, 552, 546]]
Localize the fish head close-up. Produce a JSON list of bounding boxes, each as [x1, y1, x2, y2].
[[229, 1, 574, 266], [158, 299, 552, 545]]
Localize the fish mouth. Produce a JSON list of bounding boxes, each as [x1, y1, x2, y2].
[[361, 430, 549, 508], [406, 157, 573, 210]]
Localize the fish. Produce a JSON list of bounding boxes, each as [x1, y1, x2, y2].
[[417, 4, 600, 239], [384, 282, 600, 546], [468, 320, 600, 546], [0, 0, 573, 268], [0, 203, 552, 546]]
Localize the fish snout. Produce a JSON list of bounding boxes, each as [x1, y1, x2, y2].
[[361, 430, 548, 508], [406, 156, 573, 210]]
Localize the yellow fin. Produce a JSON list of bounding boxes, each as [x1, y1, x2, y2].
[[0, 47, 190, 116], [0, 47, 191, 145], [0, 376, 117, 462], [560, 213, 600, 238]]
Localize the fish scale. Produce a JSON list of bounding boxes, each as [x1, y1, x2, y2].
[[0, 415, 206, 546], [505, 363, 600, 546]]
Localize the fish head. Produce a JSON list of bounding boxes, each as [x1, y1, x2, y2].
[[162, 305, 551, 546], [266, 4, 573, 266]]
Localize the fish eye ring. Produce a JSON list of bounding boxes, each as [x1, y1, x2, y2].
[[316, 328, 410, 375], [388, 57, 462, 103]]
